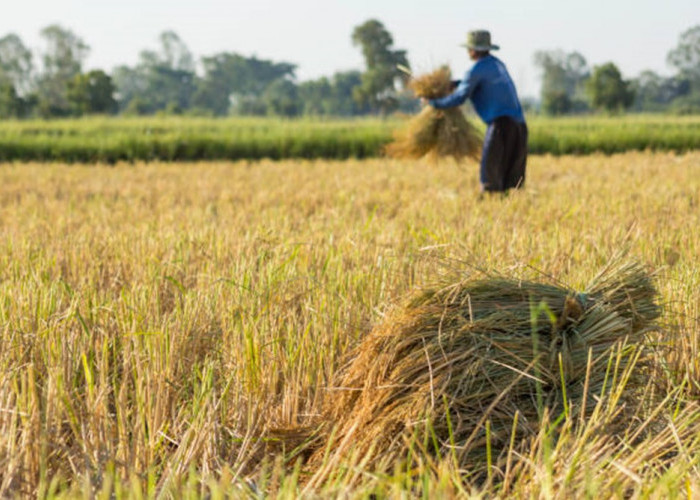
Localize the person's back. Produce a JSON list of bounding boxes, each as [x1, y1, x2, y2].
[[467, 55, 524, 125]]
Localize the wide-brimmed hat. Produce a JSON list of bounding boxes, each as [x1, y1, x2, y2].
[[460, 30, 500, 51]]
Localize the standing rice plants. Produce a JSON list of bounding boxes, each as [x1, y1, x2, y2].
[[1, 153, 700, 496]]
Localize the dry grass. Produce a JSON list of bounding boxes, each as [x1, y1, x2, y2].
[[0, 152, 699, 497]]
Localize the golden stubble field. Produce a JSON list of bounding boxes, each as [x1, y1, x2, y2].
[[1, 152, 699, 497]]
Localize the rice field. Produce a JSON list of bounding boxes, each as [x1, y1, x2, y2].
[[1, 151, 700, 497], [0, 114, 700, 163]]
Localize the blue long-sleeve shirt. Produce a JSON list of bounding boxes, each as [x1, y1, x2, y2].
[[430, 55, 525, 125]]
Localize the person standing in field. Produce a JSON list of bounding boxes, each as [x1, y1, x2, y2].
[[427, 30, 527, 193]]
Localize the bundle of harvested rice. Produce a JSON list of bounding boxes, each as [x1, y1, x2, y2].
[[309, 261, 660, 477], [385, 66, 482, 162]]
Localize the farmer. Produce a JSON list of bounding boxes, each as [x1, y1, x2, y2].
[[427, 30, 527, 192]]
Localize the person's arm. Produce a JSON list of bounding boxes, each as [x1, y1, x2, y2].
[[430, 68, 478, 109]]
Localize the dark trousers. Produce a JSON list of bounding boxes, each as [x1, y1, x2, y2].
[[480, 116, 528, 192]]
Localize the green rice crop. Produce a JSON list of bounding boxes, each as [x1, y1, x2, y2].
[[0, 114, 698, 163]]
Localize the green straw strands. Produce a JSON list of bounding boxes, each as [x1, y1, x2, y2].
[[385, 67, 482, 162], [308, 261, 660, 479]]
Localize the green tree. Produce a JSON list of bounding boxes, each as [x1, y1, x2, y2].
[[145, 66, 196, 114], [331, 71, 367, 115], [631, 70, 690, 112], [298, 77, 333, 115], [141, 31, 196, 113], [666, 25, 700, 113], [667, 25, 700, 84], [67, 70, 117, 115], [0, 82, 25, 117], [229, 94, 267, 116], [36, 25, 89, 116], [40, 25, 88, 77], [112, 65, 147, 113], [586, 62, 634, 113], [192, 53, 296, 115], [0, 34, 34, 96], [112, 31, 196, 114], [533, 50, 589, 114], [669, 92, 700, 114], [155, 30, 195, 73], [351, 19, 409, 115], [541, 90, 572, 115], [297, 70, 366, 116], [262, 79, 301, 116]]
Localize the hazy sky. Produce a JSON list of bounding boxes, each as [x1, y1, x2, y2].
[[2, 0, 699, 98]]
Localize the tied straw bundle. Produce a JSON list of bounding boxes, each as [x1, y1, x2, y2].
[[306, 260, 660, 480], [385, 66, 482, 162]]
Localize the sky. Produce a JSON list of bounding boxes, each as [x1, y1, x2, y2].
[[2, 0, 699, 99]]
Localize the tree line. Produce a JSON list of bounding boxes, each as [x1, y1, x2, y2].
[[0, 21, 698, 119], [0, 20, 408, 119], [534, 26, 700, 114]]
